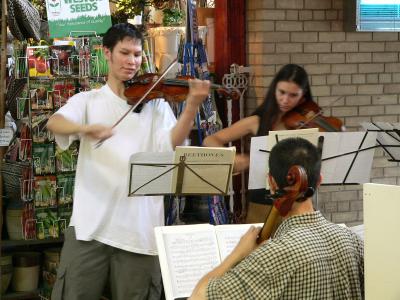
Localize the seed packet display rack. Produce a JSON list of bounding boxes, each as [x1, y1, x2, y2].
[[5, 34, 108, 242], [2, 34, 108, 299]]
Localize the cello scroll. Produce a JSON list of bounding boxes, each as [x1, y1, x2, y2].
[[256, 165, 313, 244]]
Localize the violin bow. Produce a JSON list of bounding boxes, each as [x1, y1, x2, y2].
[[297, 95, 345, 129], [94, 58, 178, 148]]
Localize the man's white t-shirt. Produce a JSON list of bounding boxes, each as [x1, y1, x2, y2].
[[54, 84, 177, 255]]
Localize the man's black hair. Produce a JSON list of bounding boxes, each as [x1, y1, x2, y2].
[[269, 137, 321, 190], [102, 23, 143, 52]]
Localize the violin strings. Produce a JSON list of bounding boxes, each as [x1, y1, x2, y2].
[[299, 95, 345, 130], [94, 59, 179, 149], [164, 79, 222, 89]]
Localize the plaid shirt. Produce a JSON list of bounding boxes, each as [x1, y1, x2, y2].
[[207, 211, 364, 300]]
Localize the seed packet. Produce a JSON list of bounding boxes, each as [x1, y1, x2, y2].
[[33, 143, 56, 175], [89, 37, 108, 77], [22, 201, 36, 240], [16, 83, 30, 119], [36, 207, 59, 239], [76, 77, 91, 93], [89, 78, 106, 90], [55, 142, 78, 172], [58, 205, 72, 236], [53, 78, 76, 108], [26, 46, 51, 77], [19, 122, 32, 162], [29, 79, 54, 110], [50, 45, 78, 76], [75, 38, 90, 77], [57, 173, 75, 206], [31, 111, 54, 143], [21, 167, 33, 201], [42, 248, 61, 298], [14, 41, 28, 78], [33, 176, 57, 208]]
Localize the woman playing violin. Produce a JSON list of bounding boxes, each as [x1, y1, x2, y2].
[[204, 64, 314, 171], [47, 23, 210, 300], [203, 64, 314, 223]]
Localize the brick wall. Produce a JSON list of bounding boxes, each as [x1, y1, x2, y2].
[[246, 0, 400, 225]]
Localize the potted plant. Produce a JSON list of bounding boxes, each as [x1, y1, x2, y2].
[[162, 7, 184, 26]]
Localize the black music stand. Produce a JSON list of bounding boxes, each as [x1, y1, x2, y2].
[[361, 121, 400, 162], [249, 130, 378, 188], [128, 147, 235, 196]]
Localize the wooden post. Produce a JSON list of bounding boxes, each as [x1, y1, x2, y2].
[[214, 0, 246, 221], [214, 0, 246, 83], [0, 0, 8, 243]]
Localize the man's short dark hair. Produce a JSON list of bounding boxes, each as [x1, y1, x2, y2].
[[102, 23, 143, 52], [269, 137, 321, 190]]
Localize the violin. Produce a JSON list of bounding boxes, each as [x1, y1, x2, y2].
[[257, 165, 312, 244], [95, 58, 230, 148], [282, 99, 344, 132], [124, 73, 240, 105]]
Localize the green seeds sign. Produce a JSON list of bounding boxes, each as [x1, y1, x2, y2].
[[46, 0, 111, 37]]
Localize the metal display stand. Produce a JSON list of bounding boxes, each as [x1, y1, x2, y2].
[[222, 64, 250, 220], [1, 0, 8, 246]]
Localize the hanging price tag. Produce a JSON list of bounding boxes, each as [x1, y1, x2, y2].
[[0, 128, 14, 146]]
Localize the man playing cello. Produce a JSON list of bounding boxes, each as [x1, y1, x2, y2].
[[190, 137, 364, 300]]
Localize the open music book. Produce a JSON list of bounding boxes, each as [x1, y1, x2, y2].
[[155, 223, 262, 300], [128, 146, 235, 196]]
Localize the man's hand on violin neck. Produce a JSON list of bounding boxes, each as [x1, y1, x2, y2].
[[186, 79, 211, 108]]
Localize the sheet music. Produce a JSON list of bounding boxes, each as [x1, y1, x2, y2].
[[350, 224, 364, 241], [320, 131, 377, 184], [267, 128, 319, 151], [157, 225, 221, 299], [361, 122, 400, 161], [248, 136, 268, 190], [174, 146, 235, 194], [129, 147, 235, 196], [215, 223, 263, 261], [249, 131, 377, 189], [128, 152, 174, 195], [248, 129, 319, 190]]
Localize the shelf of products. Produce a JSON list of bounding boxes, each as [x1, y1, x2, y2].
[[2, 237, 64, 249], [1, 36, 109, 299], [2, 290, 41, 300]]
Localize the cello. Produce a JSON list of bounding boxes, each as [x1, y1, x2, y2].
[[257, 165, 314, 243]]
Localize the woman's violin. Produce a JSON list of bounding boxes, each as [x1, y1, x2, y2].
[[257, 165, 313, 244], [282, 99, 344, 132], [124, 73, 240, 105]]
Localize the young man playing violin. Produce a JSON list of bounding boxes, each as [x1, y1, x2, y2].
[[47, 23, 210, 300], [190, 138, 364, 300]]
